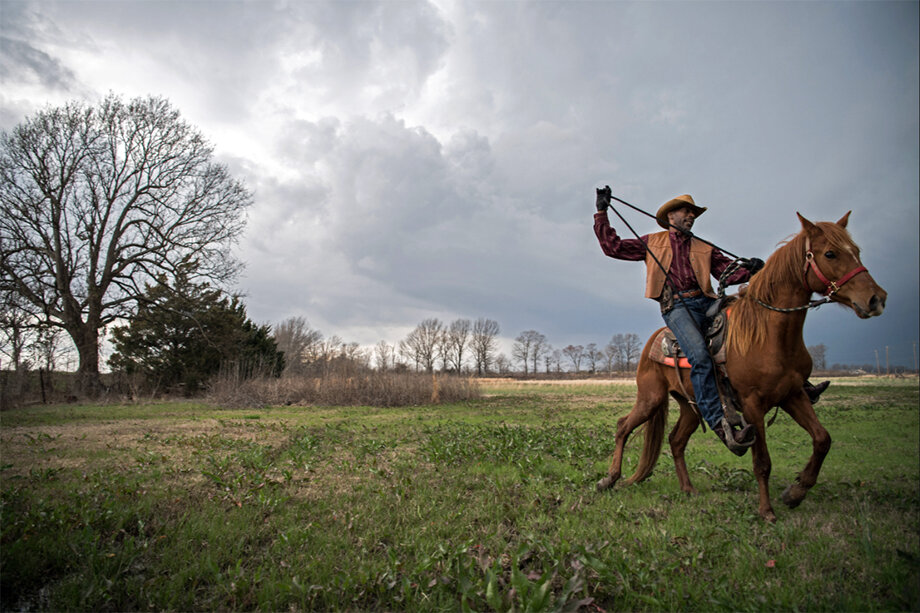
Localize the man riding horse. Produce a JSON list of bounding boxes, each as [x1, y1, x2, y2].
[[593, 186, 829, 455]]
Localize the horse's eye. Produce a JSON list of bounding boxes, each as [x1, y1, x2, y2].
[[824, 250, 836, 259]]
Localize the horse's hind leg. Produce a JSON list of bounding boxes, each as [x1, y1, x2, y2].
[[668, 393, 701, 494], [779, 390, 832, 509], [597, 372, 668, 491]]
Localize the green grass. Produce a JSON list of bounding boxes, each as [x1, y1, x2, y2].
[[1, 378, 918, 611]]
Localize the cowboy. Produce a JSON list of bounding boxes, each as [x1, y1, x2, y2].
[[593, 186, 828, 454]]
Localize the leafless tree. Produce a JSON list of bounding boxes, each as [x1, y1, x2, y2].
[[512, 330, 543, 374], [563, 344, 585, 373], [0, 94, 250, 395], [470, 317, 500, 375], [32, 324, 64, 373], [400, 318, 444, 372], [603, 339, 620, 373], [807, 344, 827, 371], [494, 353, 511, 375], [374, 340, 395, 371], [445, 318, 471, 373], [530, 331, 549, 374], [585, 343, 600, 374], [273, 316, 323, 375], [0, 296, 30, 372], [543, 345, 555, 373], [610, 333, 642, 371], [623, 333, 642, 371]]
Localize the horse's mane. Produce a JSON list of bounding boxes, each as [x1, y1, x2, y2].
[[726, 221, 859, 355]]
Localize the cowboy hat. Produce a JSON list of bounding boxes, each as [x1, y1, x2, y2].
[[656, 195, 707, 229]]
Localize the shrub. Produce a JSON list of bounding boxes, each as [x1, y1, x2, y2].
[[208, 370, 479, 408]]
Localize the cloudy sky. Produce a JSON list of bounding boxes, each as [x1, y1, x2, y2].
[[2, 0, 918, 369]]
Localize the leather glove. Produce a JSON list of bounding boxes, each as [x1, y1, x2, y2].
[[596, 185, 612, 212], [743, 257, 765, 275]]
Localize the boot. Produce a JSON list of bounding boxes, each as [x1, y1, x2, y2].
[[804, 380, 830, 404], [714, 417, 756, 457]]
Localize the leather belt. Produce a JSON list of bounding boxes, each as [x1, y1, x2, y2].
[[676, 288, 703, 298]]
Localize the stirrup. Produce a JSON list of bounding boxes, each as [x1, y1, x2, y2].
[[720, 417, 755, 454]]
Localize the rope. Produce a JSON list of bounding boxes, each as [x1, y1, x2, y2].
[[610, 194, 742, 260]]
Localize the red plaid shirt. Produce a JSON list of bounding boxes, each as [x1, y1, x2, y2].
[[594, 212, 749, 292]]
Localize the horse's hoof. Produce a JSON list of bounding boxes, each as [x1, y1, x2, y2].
[[761, 510, 777, 523], [596, 476, 614, 491], [782, 483, 806, 508]]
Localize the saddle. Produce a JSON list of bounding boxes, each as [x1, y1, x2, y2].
[[648, 297, 734, 368]]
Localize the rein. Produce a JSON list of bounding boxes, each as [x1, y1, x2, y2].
[[610, 195, 742, 259]]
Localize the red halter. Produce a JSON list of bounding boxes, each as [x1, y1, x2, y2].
[[802, 236, 868, 297]]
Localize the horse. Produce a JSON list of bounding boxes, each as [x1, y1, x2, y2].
[[595, 212, 887, 522]]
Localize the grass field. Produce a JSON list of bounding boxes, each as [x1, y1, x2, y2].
[[1, 377, 918, 611]]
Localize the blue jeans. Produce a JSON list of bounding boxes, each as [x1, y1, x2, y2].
[[662, 295, 723, 429]]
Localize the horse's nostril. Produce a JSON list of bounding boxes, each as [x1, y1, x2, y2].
[[868, 294, 886, 312]]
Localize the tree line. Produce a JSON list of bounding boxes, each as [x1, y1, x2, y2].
[[271, 316, 643, 378]]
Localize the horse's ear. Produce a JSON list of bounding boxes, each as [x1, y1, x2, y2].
[[797, 212, 820, 237], [837, 211, 851, 228]]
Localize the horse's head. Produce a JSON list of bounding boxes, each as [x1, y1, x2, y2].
[[797, 211, 887, 318]]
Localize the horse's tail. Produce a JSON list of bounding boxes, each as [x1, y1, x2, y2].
[[625, 402, 667, 484]]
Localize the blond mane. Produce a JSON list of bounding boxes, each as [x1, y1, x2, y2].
[[726, 221, 859, 356]]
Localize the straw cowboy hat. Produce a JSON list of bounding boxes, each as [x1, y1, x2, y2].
[[656, 195, 707, 229]]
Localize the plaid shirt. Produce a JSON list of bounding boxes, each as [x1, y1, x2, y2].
[[594, 212, 749, 293]]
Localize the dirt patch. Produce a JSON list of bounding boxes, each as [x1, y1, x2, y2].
[[0, 418, 292, 480]]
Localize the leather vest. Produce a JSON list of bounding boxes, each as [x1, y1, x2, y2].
[[644, 231, 716, 300]]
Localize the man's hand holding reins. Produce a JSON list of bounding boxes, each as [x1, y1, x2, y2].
[[743, 257, 765, 275]]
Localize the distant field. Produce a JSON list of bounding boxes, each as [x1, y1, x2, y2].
[[2, 378, 918, 611]]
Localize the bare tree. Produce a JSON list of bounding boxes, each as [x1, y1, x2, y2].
[[273, 316, 322, 375], [611, 333, 642, 371], [603, 339, 620, 373], [585, 343, 599, 374], [530, 331, 549, 374], [0, 296, 30, 372], [512, 330, 544, 375], [32, 324, 64, 373], [374, 340, 395, 371], [543, 345, 555, 373], [0, 95, 250, 395], [563, 344, 585, 373], [470, 317, 500, 375], [623, 333, 642, 371], [445, 318, 471, 373], [808, 344, 828, 371], [315, 335, 343, 376], [401, 318, 444, 372]]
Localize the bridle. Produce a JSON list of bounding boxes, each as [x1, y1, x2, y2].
[[801, 235, 867, 297], [754, 235, 868, 313]]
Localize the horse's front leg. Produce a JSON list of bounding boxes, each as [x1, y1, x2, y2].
[[779, 390, 832, 509]]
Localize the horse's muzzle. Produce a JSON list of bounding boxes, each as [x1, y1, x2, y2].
[[854, 289, 887, 318]]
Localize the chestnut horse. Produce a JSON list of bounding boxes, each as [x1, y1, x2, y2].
[[596, 212, 887, 521]]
